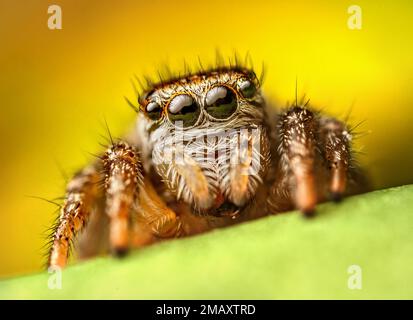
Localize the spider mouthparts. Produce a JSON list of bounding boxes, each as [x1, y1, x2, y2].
[[204, 200, 242, 218]]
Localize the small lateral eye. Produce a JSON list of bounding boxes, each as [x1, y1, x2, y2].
[[205, 86, 237, 119], [238, 80, 256, 98], [145, 101, 162, 121], [167, 94, 200, 127]]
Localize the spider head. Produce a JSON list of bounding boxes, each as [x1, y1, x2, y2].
[[137, 68, 271, 216]]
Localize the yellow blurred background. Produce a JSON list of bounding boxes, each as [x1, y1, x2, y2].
[[0, 0, 412, 277]]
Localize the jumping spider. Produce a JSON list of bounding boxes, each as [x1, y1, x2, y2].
[[48, 66, 368, 268]]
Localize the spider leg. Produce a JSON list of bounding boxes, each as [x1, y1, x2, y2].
[[273, 106, 319, 216], [102, 142, 142, 256], [267, 106, 369, 217], [48, 165, 101, 268], [317, 116, 369, 200], [318, 117, 351, 201], [131, 176, 183, 247], [75, 194, 108, 260]]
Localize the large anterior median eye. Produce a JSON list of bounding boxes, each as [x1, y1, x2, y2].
[[205, 86, 237, 119], [167, 94, 200, 127]]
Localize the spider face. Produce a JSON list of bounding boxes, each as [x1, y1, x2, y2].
[[137, 68, 271, 216], [140, 69, 262, 127]]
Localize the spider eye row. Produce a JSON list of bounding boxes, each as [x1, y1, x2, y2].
[[142, 80, 257, 127]]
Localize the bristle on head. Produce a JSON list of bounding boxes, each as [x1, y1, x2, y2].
[[127, 53, 263, 108]]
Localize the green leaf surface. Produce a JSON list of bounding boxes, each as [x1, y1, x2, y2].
[[1, 185, 412, 299]]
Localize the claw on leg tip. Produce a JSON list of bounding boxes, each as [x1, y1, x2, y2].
[[330, 191, 343, 203], [302, 207, 316, 218], [111, 246, 129, 258]]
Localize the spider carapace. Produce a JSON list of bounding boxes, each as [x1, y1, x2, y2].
[[48, 66, 368, 268]]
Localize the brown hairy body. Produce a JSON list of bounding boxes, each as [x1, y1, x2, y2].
[[48, 66, 368, 268]]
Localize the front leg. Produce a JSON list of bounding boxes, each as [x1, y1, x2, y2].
[[49, 141, 143, 268], [103, 142, 186, 252], [267, 106, 368, 216], [49, 140, 184, 268], [269, 106, 319, 216], [102, 142, 142, 256], [49, 165, 101, 268]]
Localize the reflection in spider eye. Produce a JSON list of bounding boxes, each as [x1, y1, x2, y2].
[[239, 80, 256, 98], [145, 101, 162, 121], [205, 86, 237, 119], [167, 94, 200, 127]]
